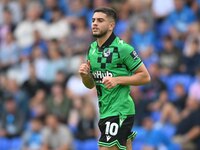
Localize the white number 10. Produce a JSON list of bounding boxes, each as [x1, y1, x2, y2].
[[105, 121, 119, 136]]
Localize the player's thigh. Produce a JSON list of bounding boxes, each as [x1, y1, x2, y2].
[[126, 139, 132, 150], [99, 145, 119, 150]]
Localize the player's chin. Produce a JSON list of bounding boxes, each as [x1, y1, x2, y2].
[[92, 32, 99, 37], [92, 31, 101, 35]]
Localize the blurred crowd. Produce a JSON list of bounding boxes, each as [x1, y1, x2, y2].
[[0, 0, 199, 150]]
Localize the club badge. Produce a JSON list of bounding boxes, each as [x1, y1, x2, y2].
[[103, 48, 110, 57]]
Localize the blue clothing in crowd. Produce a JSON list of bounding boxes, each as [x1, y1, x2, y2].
[[167, 6, 196, 32]]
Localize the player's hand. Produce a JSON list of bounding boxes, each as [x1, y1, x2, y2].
[[102, 76, 118, 89], [79, 61, 90, 77]]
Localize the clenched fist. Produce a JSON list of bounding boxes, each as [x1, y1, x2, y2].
[[102, 76, 118, 89], [79, 61, 91, 77]]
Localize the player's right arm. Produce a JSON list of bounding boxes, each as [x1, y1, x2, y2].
[[79, 61, 95, 89]]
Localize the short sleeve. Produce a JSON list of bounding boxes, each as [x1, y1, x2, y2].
[[120, 44, 143, 72]]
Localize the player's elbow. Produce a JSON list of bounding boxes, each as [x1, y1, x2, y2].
[[142, 72, 151, 84], [144, 73, 151, 84]]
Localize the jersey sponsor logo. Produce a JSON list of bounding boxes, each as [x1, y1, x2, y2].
[[92, 71, 113, 83], [103, 48, 111, 57]]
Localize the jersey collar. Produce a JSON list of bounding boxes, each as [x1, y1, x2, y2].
[[98, 32, 116, 50]]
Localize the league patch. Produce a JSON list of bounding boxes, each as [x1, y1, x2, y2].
[[130, 51, 139, 60]]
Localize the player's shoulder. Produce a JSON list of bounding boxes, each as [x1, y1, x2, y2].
[[113, 37, 135, 56], [113, 37, 134, 50], [87, 41, 97, 55], [90, 41, 98, 49]]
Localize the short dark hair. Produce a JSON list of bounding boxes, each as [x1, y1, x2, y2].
[[94, 7, 117, 23]]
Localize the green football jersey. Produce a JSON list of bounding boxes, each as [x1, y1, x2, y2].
[[87, 33, 143, 119]]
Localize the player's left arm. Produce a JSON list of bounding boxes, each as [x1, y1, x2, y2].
[[102, 43, 151, 89], [116, 63, 150, 85], [102, 64, 150, 89]]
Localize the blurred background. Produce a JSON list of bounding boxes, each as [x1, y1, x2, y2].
[[0, 0, 199, 150]]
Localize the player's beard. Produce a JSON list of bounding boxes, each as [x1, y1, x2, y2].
[[92, 29, 108, 38]]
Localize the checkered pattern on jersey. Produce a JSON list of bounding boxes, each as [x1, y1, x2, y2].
[[97, 47, 119, 69]]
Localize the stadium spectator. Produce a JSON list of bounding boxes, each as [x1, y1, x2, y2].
[[114, 1, 131, 40], [135, 116, 175, 150], [46, 7, 71, 40], [172, 83, 188, 110], [3, 78, 28, 113], [66, 72, 92, 109], [54, 70, 69, 88], [43, 0, 60, 22], [0, 96, 26, 138], [183, 21, 200, 56], [29, 89, 47, 119], [0, 0, 22, 25], [44, 39, 68, 83], [65, 0, 88, 18], [160, 83, 188, 124], [141, 63, 166, 102], [157, 84, 200, 150], [0, 30, 20, 71], [22, 29, 48, 57], [0, 7, 16, 43], [46, 83, 72, 123], [128, 0, 154, 32], [41, 114, 73, 150], [152, 0, 175, 19], [31, 46, 48, 81], [75, 100, 98, 140], [64, 16, 91, 56], [135, 63, 166, 125], [182, 38, 200, 75], [131, 17, 158, 67], [167, 0, 197, 33], [159, 35, 182, 74], [22, 118, 43, 150], [14, 1, 47, 48], [21, 63, 47, 98], [74, 100, 98, 150], [174, 96, 200, 150]]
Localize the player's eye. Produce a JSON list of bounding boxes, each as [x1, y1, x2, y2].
[[92, 18, 104, 23], [98, 18, 104, 22]]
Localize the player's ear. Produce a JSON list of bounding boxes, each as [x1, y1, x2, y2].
[[109, 21, 115, 31]]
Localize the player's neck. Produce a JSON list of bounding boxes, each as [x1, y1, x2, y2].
[[97, 32, 112, 47]]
